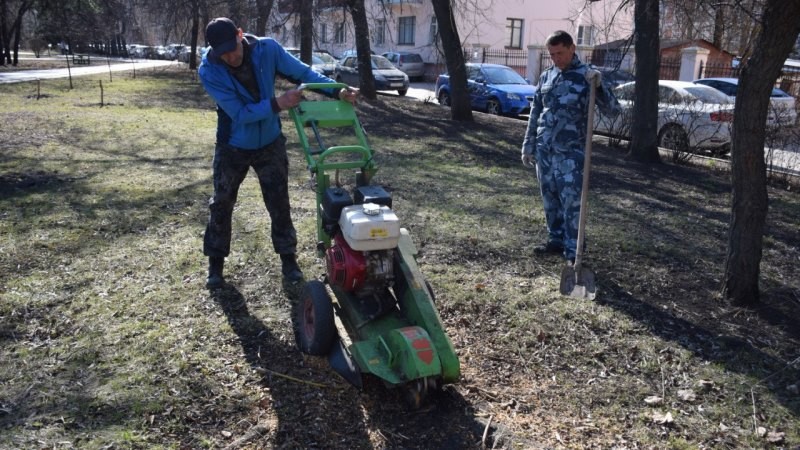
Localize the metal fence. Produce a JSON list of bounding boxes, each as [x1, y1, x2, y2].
[[659, 58, 681, 80], [698, 60, 742, 79], [430, 47, 529, 79], [468, 47, 528, 76]]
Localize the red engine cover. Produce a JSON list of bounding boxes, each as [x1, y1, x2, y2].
[[326, 234, 367, 292]]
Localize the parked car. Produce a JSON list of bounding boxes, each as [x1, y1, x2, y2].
[[338, 49, 375, 60], [165, 44, 187, 60], [435, 63, 536, 117], [335, 54, 409, 96], [286, 49, 338, 76], [595, 66, 635, 88], [693, 77, 797, 127], [594, 80, 734, 155], [127, 44, 152, 59], [382, 51, 425, 81], [153, 45, 169, 59], [310, 52, 338, 76]]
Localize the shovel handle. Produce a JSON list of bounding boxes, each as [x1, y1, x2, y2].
[[574, 79, 597, 270]]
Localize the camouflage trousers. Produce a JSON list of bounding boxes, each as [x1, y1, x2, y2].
[[203, 134, 297, 258], [535, 149, 585, 259]]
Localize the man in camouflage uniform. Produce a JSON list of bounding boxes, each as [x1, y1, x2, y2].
[[521, 30, 620, 264]]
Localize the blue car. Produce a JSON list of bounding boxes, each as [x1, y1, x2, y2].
[[435, 63, 536, 117]]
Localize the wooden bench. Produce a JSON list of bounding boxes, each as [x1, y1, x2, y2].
[[72, 54, 90, 65]]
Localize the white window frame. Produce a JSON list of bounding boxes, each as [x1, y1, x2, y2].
[[398, 16, 416, 46], [506, 18, 523, 49], [429, 16, 439, 45], [334, 22, 346, 44], [577, 25, 594, 46], [374, 19, 385, 45]]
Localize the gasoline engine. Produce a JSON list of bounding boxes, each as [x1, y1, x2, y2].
[[321, 185, 400, 296]]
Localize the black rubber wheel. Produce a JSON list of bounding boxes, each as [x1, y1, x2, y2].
[[658, 124, 689, 153], [486, 99, 501, 115], [398, 89, 408, 96], [438, 91, 451, 106], [294, 280, 336, 356]]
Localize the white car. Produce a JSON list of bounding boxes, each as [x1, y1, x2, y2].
[[693, 77, 797, 127], [594, 80, 734, 155]]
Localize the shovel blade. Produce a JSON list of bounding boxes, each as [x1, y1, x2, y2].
[[560, 265, 597, 300], [327, 338, 363, 389]]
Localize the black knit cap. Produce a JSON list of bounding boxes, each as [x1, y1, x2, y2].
[[206, 17, 238, 58]]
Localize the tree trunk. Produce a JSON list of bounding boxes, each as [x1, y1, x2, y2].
[[723, 0, 800, 306], [430, 0, 472, 121], [627, 0, 660, 162], [188, 1, 199, 70], [712, 5, 725, 49], [255, 0, 274, 37], [347, 0, 376, 99], [0, 0, 8, 65], [299, 0, 312, 64]]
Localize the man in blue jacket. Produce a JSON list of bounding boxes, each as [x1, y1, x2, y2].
[[521, 30, 620, 265], [199, 17, 358, 288]]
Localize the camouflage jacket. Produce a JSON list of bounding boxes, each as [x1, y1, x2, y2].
[[522, 55, 620, 157]]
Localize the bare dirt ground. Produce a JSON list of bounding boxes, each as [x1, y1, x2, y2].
[[1, 70, 798, 449]]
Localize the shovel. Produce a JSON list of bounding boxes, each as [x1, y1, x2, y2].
[[560, 76, 598, 300]]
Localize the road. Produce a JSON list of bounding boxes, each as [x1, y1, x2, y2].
[[0, 56, 178, 84]]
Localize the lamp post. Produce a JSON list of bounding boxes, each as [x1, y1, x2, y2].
[[48, 43, 51, 56]]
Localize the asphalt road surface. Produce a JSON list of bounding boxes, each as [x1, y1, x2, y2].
[[0, 57, 179, 84]]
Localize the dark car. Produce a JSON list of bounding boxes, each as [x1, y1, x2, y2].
[[335, 55, 409, 96], [435, 63, 536, 117], [596, 66, 635, 88]]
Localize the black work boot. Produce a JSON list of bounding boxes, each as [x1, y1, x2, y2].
[[280, 254, 304, 282], [533, 241, 564, 256], [206, 256, 225, 289]]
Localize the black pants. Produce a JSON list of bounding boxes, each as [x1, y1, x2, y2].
[[203, 135, 297, 258]]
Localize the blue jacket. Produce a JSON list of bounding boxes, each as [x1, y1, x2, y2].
[[198, 35, 336, 150]]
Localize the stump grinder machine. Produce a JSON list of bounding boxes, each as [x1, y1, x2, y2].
[[288, 83, 459, 407]]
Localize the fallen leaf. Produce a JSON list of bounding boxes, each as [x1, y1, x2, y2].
[[644, 395, 663, 405], [677, 389, 696, 402], [475, 283, 486, 291], [221, 430, 232, 438], [695, 379, 714, 392], [652, 411, 674, 425], [766, 431, 785, 443]]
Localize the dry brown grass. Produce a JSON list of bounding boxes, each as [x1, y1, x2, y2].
[[1, 68, 798, 449]]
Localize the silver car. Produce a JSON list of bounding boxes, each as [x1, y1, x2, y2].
[[594, 80, 734, 155], [335, 55, 410, 96], [382, 51, 425, 81]]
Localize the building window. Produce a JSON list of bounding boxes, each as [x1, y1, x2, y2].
[[334, 22, 345, 44], [320, 23, 328, 43], [506, 18, 523, 49], [398, 16, 415, 45], [429, 16, 438, 45], [577, 25, 594, 45], [293, 27, 301, 47], [374, 19, 385, 45]]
